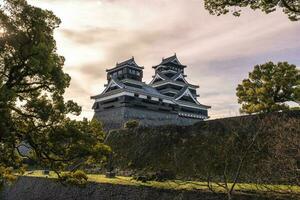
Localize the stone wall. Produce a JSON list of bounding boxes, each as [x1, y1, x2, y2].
[[105, 111, 300, 182], [94, 106, 201, 130], [1, 177, 290, 200], [94, 107, 127, 130]]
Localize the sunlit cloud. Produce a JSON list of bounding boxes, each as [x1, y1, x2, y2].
[[27, 0, 300, 119]]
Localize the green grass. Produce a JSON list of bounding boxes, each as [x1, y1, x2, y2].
[[24, 170, 300, 195], [25, 171, 208, 191]]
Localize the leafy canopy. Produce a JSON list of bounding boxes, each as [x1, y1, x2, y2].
[[236, 61, 300, 114], [204, 0, 300, 21], [0, 0, 110, 185]]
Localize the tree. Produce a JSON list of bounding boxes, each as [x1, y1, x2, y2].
[[204, 112, 300, 200], [236, 62, 300, 114], [204, 0, 300, 21], [252, 114, 300, 198], [203, 116, 264, 200], [0, 0, 110, 186]]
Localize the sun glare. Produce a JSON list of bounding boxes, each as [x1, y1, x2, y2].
[[0, 27, 4, 35]]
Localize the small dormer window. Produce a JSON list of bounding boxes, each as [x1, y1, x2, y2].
[[129, 69, 135, 74]]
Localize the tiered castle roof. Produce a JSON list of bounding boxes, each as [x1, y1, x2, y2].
[[149, 54, 201, 104], [91, 54, 210, 120]]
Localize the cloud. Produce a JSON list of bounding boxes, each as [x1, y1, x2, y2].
[[27, 0, 300, 120], [61, 28, 120, 44]]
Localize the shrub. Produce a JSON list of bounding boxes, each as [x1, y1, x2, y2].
[[124, 120, 139, 129], [61, 170, 88, 186], [133, 170, 175, 182]]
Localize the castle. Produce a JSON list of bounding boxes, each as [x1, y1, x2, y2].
[[91, 54, 210, 129]]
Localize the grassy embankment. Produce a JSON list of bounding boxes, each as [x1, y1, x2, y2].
[[24, 170, 300, 195]]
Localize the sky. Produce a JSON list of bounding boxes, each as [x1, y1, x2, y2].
[[27, 0, 300, 119]]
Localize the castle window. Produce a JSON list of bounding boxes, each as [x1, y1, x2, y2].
[[118, 70, 122, 75], [129, 69, 136, 74]]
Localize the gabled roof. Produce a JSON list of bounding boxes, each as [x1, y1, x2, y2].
[[171, 72, 186, 79], [91, 78, 211, 110], [92, 77, 175, 101], [176, 100, 211, 109], [161, 54, 182, 65], [174, 86, 199, 104], [159, 88, 180, 95], [153, 54, 187, 69], [106, 57, 144, 72], [150, 79, 199, 89], [102, 77, 126, 94], [171, 73, 188, 84], [116, 57, 137, 67], [150, 72, 169, 84], [150, 71, 198, 88]]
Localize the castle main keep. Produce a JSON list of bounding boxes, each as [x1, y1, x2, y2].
[[91, 54, 210, 129]]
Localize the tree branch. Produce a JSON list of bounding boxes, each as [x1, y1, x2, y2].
[[281, 0, 300, 13]]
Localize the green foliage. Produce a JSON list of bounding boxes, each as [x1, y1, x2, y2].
[[204, 0, 300, 21], [31, 119, 111, 171], [133, 170, 175, 182], [0, 167, 18, 188], [236, 62, 300, 114], [61, 170, 88, 186], [124, 120, 139, 129], [0, 0, 110, 186]]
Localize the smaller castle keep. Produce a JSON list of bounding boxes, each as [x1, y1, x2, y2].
[[91, 54, 210, 129]]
